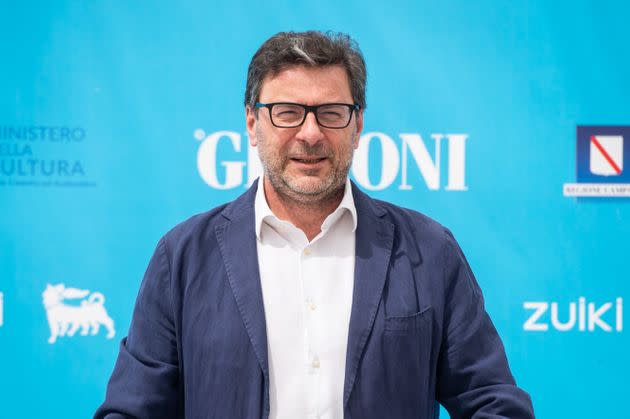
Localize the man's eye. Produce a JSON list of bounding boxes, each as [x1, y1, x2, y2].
[[321, 111, 342, 118], [277, 110, 299, 117], [274, 108, 303, 120]]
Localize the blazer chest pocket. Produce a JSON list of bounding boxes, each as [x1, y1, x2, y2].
[[380, 306, 433, 417], [384, 306, 432, 334]]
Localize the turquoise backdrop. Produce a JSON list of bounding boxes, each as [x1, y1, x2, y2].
[[1, 1, 629, 417]]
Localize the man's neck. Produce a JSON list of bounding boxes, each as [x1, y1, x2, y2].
[[262, 177, 345, 242]]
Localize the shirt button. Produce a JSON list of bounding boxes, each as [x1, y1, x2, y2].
[[309, 302, 317, 311], [304, 247, 311, 255], [311, 358, 320, 369]]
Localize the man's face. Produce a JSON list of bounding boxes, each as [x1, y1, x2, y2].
[[246, 65, 363, 204]]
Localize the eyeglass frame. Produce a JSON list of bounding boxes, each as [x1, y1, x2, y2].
[[254, 102, 361, 129]]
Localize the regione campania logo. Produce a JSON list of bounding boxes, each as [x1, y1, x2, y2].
[[589, 135, 623, 176], [42, 283, 115, 344], [564, 126, 630, 197]]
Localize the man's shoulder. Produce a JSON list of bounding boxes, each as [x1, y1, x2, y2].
[[160, 183, 258, 250], [152, 205, 229, 258], [163, 203, 230, 243], [364, 194, 457, 247]]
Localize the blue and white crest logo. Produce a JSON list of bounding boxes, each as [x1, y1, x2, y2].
[[589, 135, 623, 176], [564, 126, 630, 197]]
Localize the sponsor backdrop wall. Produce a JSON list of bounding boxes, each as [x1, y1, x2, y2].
[[1, 1, 628, 417]]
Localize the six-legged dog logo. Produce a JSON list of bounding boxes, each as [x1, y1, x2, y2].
[[42, 283, 115, 344]]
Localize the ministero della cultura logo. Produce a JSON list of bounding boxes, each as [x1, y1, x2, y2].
[[564, 126, 630, 197], [42, 284, 115, 344], [193, 129, 469, 191], [523, 297, 623, 332], [0, 125, 97, 188]]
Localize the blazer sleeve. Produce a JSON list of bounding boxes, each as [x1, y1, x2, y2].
[[94, 238, 180, 419], [435, 231, 535, 418]]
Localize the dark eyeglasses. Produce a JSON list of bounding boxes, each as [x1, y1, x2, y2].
[[255, 102, 360, 129]]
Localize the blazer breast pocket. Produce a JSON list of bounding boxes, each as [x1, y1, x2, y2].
[[384, 306, 432, 334], [379, 306, 433, 417]]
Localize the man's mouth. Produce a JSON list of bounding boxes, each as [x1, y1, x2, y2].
[[290, 157, 327, 164]]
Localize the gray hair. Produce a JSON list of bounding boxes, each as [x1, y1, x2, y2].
[[244, 31, 367, 110]]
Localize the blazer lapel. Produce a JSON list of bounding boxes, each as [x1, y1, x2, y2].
[[344, 184, 395, 405], [215, 181, 269, 400], [214, 180, 393, 411]]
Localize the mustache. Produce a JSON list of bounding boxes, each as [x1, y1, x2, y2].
[[287, 143, 331, 158]]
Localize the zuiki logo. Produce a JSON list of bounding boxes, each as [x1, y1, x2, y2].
[[42, 283, 115, 344], [564, 126, 630, 197], [194, 130, 468, 191], [523, 298, 623, 332], [0, 291, 4, 327]]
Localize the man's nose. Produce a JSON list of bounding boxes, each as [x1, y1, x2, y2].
[[295, 111, 324, 145]]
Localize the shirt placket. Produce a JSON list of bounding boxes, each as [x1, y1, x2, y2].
[[299, 240, 321, 419]]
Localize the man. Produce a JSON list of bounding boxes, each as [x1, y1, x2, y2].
[[96, 31, 534, 419]]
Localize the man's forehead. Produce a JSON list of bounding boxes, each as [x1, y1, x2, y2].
[[259, 64, 353, 103]]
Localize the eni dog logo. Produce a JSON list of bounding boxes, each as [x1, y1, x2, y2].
[[42, 283, 115, 344]]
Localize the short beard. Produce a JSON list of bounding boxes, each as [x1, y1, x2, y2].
[[256, 126, 354, 206]]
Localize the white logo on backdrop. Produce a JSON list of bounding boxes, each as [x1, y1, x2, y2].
[[0, 291, 4, 327], [42, 283, 115, 344], [523, 297, 623, 332], [194, 130, 468, 191], [590, 135, 623, 176]]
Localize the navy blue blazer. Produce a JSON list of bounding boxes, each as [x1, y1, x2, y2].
[[95, 180, 534, 419]]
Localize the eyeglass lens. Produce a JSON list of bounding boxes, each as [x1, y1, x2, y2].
[[271, 104, 351, 128]]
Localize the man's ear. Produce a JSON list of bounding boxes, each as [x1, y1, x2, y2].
[[246, 106, 258, 147], [353, 109, 364, 149]]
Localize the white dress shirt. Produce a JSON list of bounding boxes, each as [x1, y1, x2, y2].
[[255, 177, 357, 419]]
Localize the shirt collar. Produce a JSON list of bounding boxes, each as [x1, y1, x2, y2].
[[254, 176, 358, 240]]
